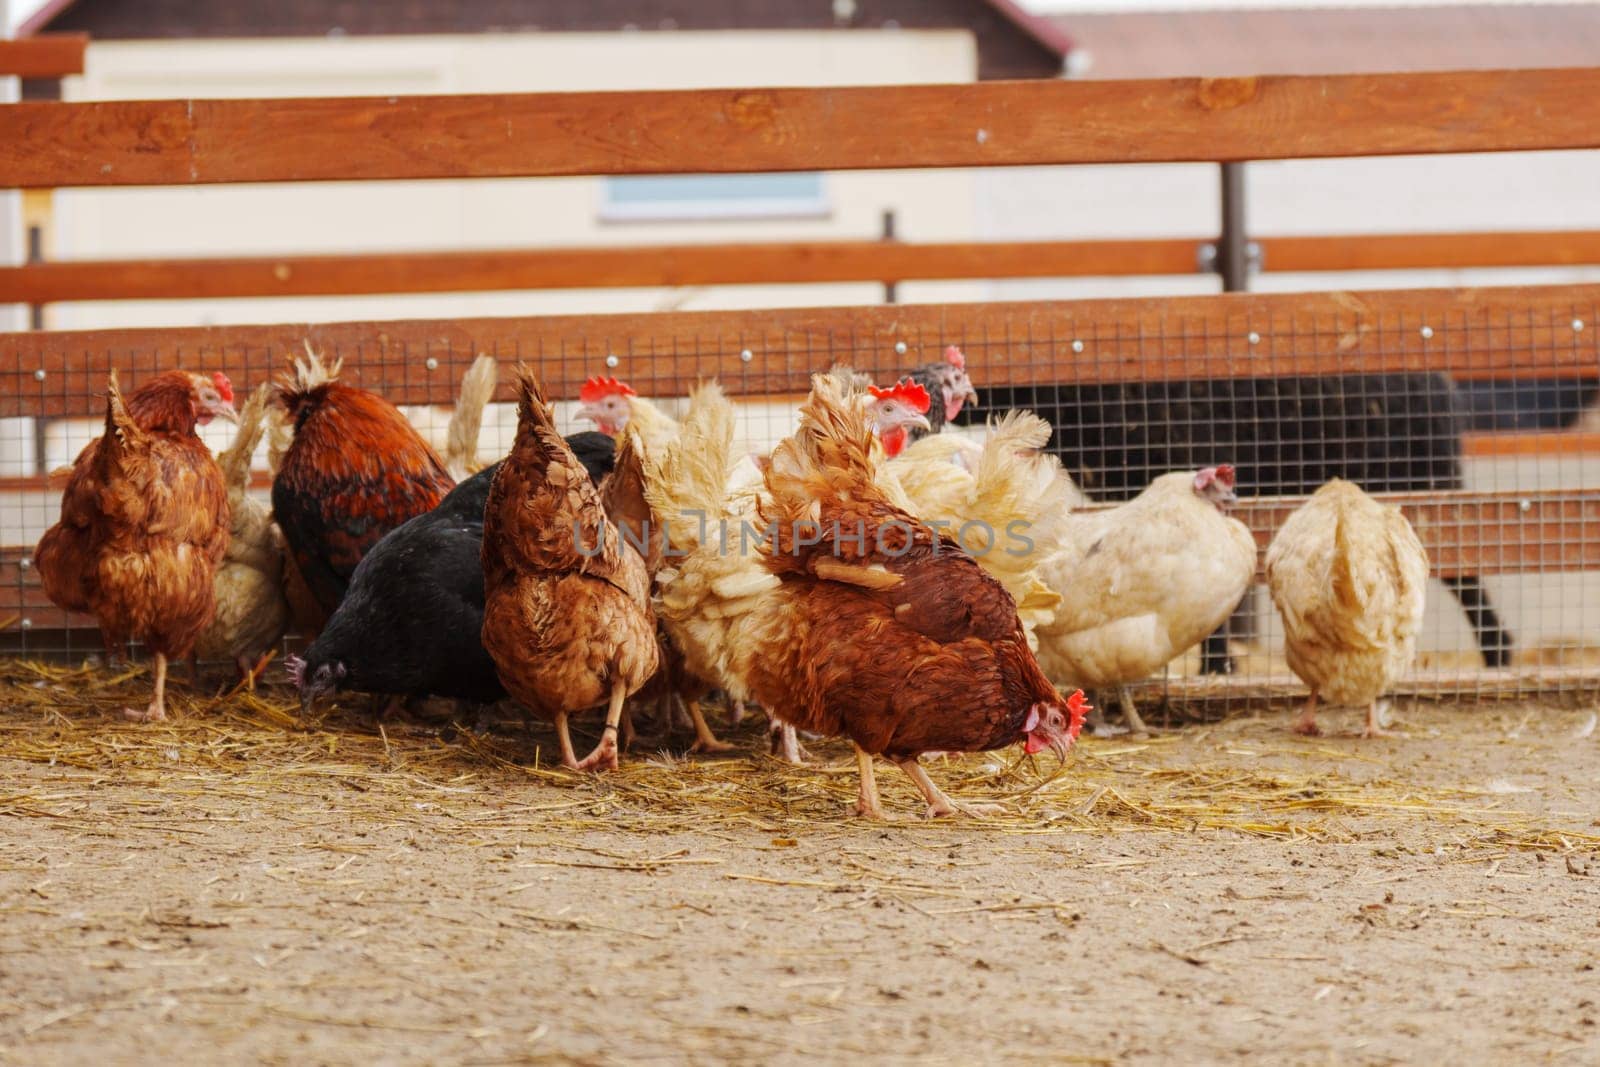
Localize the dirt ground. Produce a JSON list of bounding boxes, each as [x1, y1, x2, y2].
[[2, 667, 1598, 1066]]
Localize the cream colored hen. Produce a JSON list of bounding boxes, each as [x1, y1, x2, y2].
[[193, 383, 289, 687], [1266, 478, 1428, 738], [1034, 466, 1257, 736], [889, 411, 1079, 647]]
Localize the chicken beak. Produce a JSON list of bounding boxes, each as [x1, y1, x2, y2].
[[962, 383, 980, 405], [213, 400, 240, 425], [908, 413, 932, 433]]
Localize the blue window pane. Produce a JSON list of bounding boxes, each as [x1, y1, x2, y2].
[[607, 173, 823, 204], [600, 172, 828, 221]]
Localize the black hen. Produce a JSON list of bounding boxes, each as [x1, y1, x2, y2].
[[564, 431, 621, 486], [288, 433, 617, 709]]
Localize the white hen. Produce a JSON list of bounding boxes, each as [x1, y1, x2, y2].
[[1266, 478, 1428, 738], [1034, 466, 1257, 736]]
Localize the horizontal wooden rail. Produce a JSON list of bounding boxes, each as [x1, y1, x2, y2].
[[1223, 488, 1600, 579], [6, 489, 1598, 638], [3, 282, 1597, 419], [0, 35, 87, 79], [7, 230, 1600, 304], [3, 68, 1600, 189], [1464, 431, 1600, 457], [1265, 231, 1600, 273], [0, 239, 1203, 301]]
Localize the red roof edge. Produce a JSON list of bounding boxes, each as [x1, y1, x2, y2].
[[982, 0, 1079, 66], [17, 0, 80, 37]]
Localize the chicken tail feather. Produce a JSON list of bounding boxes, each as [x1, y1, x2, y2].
[[445, 354, 498, 478], [482, 364, 616, 580], [216, 383, 273, 496], [763, 366, 880, 525], [642, 381, 736, 551], [103, 370, 148, 453]]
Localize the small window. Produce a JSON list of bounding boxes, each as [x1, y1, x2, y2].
[[600, 173, 828, 222]]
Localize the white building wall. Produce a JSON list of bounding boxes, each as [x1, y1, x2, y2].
[[979, 151, 1600, 304], [47, 30, 985, 331]]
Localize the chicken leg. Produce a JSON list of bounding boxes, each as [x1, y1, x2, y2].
[[124, 653, 169, 722], [575, 681, 627, 772], [686, 699, 734, 754], [619, 704, 636, 753], [553, 711, 582, 770], [771, 720, 811, 764], [1118, 687, 1151, 738], [1291, 691, 1321, 736], [222, 649, 277, 699], [897, 758, 1005, 819], [1361, 699, 1405, 739], [852, 744, 887, 820], [243, 649, 275, 691]]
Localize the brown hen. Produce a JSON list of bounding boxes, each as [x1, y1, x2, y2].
[[480, 367, 659, 771], [753, 369, 1087, 818], [36, 370, 236, 721]]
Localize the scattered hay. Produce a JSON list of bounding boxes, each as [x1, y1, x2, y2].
[[0, 660, 1595, 856]]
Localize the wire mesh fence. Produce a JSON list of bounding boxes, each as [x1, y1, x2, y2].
[[2, 286, 1598, 709]]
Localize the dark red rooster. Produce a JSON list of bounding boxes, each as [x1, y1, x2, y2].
[[36, 369, 236, 721], [271, 349, 455, 616]]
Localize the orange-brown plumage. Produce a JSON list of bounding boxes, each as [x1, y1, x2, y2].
[[36, 369, 234, 721], [480, 366, 659, 772], [271, 351, 454, 616], [758, 445, 1064, 761], [747, 369, 1085, 817]]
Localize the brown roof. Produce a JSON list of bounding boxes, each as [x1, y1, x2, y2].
[[20, 0, 1076, 80], [1054, 4, 1600, 79]]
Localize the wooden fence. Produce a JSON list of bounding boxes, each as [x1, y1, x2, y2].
[[3, 230, 1600, 305], [3, 69, 1600, 656]]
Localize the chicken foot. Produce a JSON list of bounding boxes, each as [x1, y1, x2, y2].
[[686, 699, 734, 754], [852, 744, 887, 820], [771, 720, 811, 764], [553, 712, 582, 769], [221, 649, 278, 699], [124, 653, 169, 722], [897, 758, 1006, 820], [574, 681, 628, 772], [1361, 699, 1406, 739], [1291, 691, 1321, 736], [240, 649, 275, 692], [1117, 687, 1151, 738], [1086, 687, 1151, 738]]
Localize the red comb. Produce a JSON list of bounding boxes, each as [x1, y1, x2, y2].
[[212, 372, 234, 404], [944, 345, 966, 370], [1214, 464, 1237, 487], [579, 375, 636, 404], [1065, 690, 1091, 740], [867, 378, 930, 414]]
